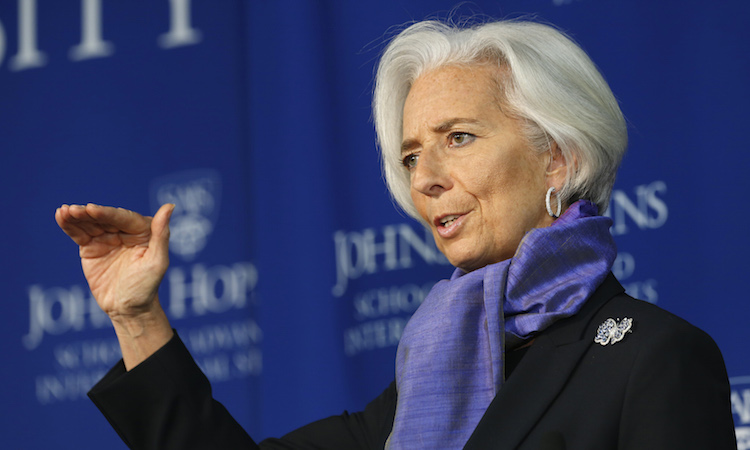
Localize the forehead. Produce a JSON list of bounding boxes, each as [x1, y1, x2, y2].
[[402, 64, 503, 127]]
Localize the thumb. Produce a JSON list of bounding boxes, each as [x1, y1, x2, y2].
[[148, 203, 175, 263]]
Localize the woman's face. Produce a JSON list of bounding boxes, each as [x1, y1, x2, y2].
[[402, 64, 561, 272]]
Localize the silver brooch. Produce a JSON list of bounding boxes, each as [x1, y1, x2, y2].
[[594, 317, 633, 346]]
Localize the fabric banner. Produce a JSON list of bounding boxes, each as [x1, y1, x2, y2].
[[1, 1, 748, 448]]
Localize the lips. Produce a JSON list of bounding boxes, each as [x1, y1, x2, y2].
[[434, 212, 467, 238], [439, 214, 460, 227]]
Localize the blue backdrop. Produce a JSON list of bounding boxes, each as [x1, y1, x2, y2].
[[2, 1, 749, 448]]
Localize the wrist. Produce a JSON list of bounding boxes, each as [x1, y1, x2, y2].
[[110, 301, 168, 335], [110, 296, 174, 370]]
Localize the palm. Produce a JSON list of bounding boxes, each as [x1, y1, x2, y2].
[[81, 230, 157, 315], [56, 204, 172, 317]]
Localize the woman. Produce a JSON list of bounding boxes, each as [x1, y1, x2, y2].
[[56, 19, 736, 449]]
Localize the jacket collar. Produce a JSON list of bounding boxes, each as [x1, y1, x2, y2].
[[464, 273, 625, 449]]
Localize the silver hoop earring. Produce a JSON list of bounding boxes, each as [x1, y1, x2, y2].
[[546, 187, 561, 218]]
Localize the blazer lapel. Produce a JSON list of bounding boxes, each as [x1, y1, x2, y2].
[[464, 274, 625, 449]]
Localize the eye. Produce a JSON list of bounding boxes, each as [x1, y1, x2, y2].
[[449, 132, 475, 147], [402, 153, 419, 170]]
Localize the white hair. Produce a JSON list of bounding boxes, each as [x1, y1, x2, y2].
[[373, 19, 627, 218]]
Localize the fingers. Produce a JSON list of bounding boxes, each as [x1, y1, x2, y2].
[[56, 203, 155, 245], [68, 204, 113, 237], [85, 204, 152, 235], [55, 204, 94, 245], [147, 203, 175, 266]]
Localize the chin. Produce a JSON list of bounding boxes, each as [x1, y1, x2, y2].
[[446, 254, 485, 273], [446, 248, 510, 273], [441, 242, 480, 270]]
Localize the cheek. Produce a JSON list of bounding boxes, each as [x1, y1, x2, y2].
[[476, 154, 547, 228], [410, 188, 430, 222], [498, 152, 548, 199], [467, 159, 518, 200]]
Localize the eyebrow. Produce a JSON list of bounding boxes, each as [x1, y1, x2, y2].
[[401, 117, 482, 155]]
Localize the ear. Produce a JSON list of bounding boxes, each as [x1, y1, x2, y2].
[[545, 142, 569, 189]]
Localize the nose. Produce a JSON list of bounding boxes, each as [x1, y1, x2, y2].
[[410, 148, 452, 197]]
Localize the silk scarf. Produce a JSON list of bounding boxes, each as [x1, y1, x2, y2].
[[385, 200, 616, 449]]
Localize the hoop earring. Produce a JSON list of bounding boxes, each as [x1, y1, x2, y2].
[[546, 187, 561, 218]]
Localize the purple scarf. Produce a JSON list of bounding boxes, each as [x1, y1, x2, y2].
[[386, 200, 616, 449]]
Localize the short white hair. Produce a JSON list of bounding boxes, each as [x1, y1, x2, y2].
[[373, 19, 627, 218]]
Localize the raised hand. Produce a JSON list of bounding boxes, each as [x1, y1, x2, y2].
[[55, 203, 176, 369]]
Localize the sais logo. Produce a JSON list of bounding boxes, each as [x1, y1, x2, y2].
[[150, 169, 221, 261], [732, 376, 750, 449]]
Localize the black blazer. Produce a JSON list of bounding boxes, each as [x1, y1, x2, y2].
[[89, 274, 737, 449]]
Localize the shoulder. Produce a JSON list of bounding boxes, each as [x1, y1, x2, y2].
[[596, 293, 718, 349], [585, 291, 728, 383], [550, 273, 722, 358], [592, 295, 736, 448], [561, 275, 729, 378]]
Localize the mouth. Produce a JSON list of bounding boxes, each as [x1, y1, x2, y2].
[[437, 214, 461, 228], [433, 213, 467, 238]]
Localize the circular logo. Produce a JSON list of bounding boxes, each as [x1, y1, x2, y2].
[[150, 169, 222, 261]]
